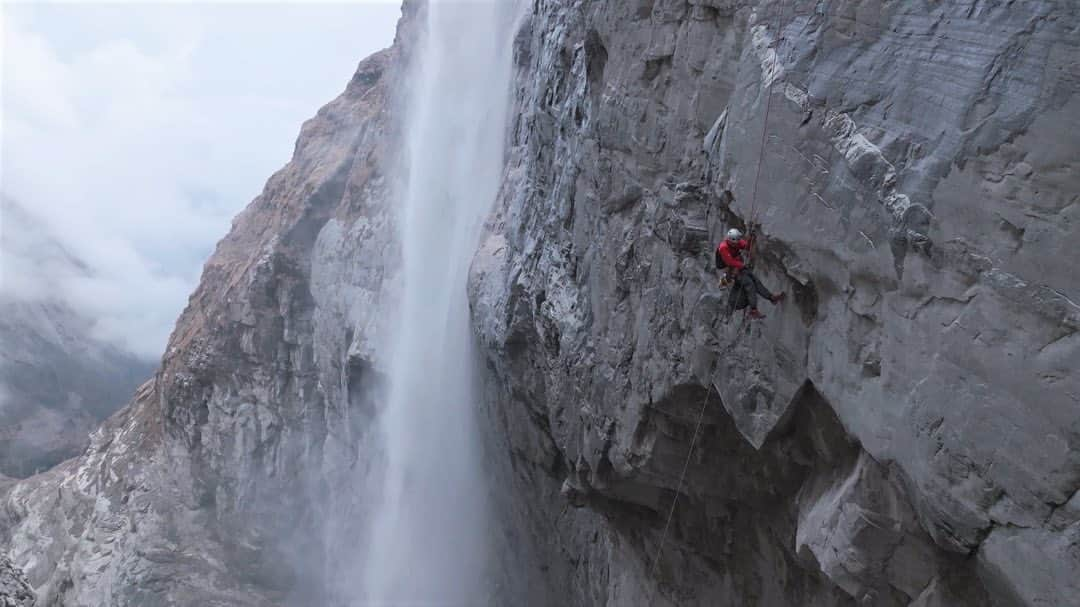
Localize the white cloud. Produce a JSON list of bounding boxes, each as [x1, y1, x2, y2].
[[1, 2, 401, 358]]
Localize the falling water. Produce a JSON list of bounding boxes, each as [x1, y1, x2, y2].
[[360, 1, 520, 604]]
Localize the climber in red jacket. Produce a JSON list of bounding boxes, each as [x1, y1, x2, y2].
[[716, 228, 784, 319]]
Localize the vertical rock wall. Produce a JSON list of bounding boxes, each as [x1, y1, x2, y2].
[[470, 0, 1079, 605]]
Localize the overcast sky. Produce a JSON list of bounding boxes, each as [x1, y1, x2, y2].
[[1, 1, 401, 358]]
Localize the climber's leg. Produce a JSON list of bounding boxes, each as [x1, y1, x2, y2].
[[735, 272, 758, 311], [748, 270, 785, 305]]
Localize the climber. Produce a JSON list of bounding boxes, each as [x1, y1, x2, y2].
[[716, 227, 784, 320]]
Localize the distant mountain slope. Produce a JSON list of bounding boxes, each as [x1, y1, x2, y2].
[[0, 198, 153, 477]]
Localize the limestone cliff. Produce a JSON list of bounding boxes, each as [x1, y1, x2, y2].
[[2, 1, 1077, 606], [470, 0, 1079, 605]]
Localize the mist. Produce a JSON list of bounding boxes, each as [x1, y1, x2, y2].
[[1, 1, 401, 358], [357, 0, 523, 602]]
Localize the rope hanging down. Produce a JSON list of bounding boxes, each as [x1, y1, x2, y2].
[[646, 387, 711, 586], [646, 1, 788, 603], [644, 311, 751, 602], [745, 0, 788, 257]]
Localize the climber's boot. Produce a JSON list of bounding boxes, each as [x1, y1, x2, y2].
[[748, 308, 766, 320], [770, 292, 786, 305]]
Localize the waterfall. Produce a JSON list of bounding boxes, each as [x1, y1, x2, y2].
[[360, 1, 521, 604]]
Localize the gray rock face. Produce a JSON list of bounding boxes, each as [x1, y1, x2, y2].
[[0, 555, 34, 607], [1, 1, 1077, 606], [0, 35, 407, 606], [470, 0, 1079, 605]]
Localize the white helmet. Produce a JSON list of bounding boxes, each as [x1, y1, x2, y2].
[[726, 228, 743, 241]]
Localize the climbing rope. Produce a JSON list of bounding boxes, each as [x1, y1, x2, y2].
[[645, 311, 752, 603], [646, 386, 711, 591], [745, 0, 788, 259], [646, 2, 788, 602]]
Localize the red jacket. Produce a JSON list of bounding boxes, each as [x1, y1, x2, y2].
[[717, 238, 750, 270]]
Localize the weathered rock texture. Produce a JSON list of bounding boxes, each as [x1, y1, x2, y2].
[[0, 17, 409, 604], [470, 0, 1079, 605], [0, 555, 34, 607], [1, 1, 1077, 606]]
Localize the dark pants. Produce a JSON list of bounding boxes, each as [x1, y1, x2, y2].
[[727, 269, 773, 314]]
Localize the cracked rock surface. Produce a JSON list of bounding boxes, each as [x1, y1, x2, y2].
[[0, 555, 34, 607], [470, 0, 1079, 605]]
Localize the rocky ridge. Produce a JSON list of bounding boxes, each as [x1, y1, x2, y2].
[[0, 18, 409, 604]]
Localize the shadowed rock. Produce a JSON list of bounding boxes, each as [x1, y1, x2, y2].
[[0, 555, 34, 607]]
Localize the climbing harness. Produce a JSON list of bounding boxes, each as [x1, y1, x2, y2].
[[715, 0, 784, 321], [647, 1, 788, 602], [724, 0, 789, 324]]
